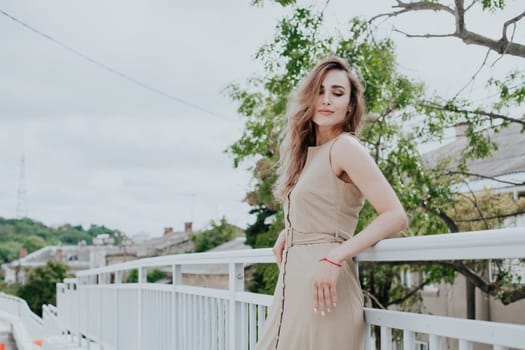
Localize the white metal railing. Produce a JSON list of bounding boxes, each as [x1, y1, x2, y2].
[[0, 292, 43, 350], [42, 304, 61, 340], [50, 227, 525, 350]]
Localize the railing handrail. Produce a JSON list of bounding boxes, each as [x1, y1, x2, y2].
[[75, 227, 525, 278], [54, 227, 525, 350], [365, 309, 525, 348], [0, 292, 43, 326], [0, 292, 42, 350]]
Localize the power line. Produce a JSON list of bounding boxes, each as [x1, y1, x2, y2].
[[0, 8, 237, 122]]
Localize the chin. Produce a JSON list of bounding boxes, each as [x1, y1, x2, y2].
[[313, 116, 344, 126], [313, 119, 339, 128]]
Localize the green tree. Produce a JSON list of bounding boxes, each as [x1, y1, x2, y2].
[[368, 0, 525, 320], [0, 241, 23, 263], [228, 3, 524, 320], [0, 217, 124, 263], [126, 268, 168, 283], [22, 235, 46, 253], [17, 260, 71, 316], [0, 281, 19, 296], [191, 217, 238, 252]]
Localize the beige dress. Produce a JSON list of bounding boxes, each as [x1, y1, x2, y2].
[[256, 134, 366, 350]]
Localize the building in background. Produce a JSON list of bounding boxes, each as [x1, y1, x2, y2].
[[411, 122, 525, 334], [1, 243, 119, 284]]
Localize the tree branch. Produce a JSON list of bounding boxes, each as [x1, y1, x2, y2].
[[393, 27, 456, 38], [464, 0, 476, 12], [445, 170, 525, 186], [500, 285, 525, 304], [458, 191, 489, 229], [363, 289, 387, 309], [455, 0, 466, 34], [454, 210, 525, 222], [379, 260, 525, 305], [424, 204, 460, 233], [420, 102, 525, 126], [387, 276, 434, 306], [394, 0, 455, 15], [370, 0, 454, 22], [502, 10, 525, 42], [451, 48, 491, 101], [371, 0, 525, 58]]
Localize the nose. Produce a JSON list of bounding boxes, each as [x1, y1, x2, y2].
[[321, 91, 331, 105]]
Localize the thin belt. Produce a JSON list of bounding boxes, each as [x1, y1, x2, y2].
[[284, 227, 351, 248]]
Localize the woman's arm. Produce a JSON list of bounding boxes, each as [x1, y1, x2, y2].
[[327, 134, 408, 263], [312, 134, 407, 316], [272, 229, 286, 268]]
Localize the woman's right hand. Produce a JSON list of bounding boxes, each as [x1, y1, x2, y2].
[[272, 229, 287, 267]]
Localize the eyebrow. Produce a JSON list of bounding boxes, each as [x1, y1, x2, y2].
[[320, 84, 346, 90]]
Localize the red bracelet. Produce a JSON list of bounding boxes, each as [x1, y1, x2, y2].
[[319, 257, 342, 267]]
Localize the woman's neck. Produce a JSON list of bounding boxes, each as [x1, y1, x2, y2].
[[315, 126, 339, 146]]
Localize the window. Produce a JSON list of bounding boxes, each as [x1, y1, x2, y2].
[[415, 340, 428, 350]]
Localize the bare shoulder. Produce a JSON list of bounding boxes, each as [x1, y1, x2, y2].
[[331, 133, 366, 158]]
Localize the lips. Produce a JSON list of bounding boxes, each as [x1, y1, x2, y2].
[[318, 110, 334, 116]]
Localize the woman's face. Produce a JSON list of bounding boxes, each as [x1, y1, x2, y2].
[[312, 69, 351, 130]]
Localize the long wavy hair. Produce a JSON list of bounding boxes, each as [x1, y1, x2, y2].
[[273, 56, 365, 202]]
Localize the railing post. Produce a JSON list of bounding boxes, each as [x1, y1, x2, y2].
[[380, 326, 392, 349], [364, 324, 373, 349], [459, 339, 473, 350], [98, 273, 103, 347], [115, 271, 123, 284], [402, 330, 414, 350], [77, 280, 82, 346], [429, 334, 443, 349], [138, 267, 146, 350], [173, 264, 182, 284], [113, 271, 121, 350], [172, 264, 181, 349], [229, 262, 244, 350]]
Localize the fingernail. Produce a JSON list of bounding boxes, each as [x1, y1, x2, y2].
[[321, 311, 325, 317], [313, 308, 317, 313], [333, 302, 337, 308], [327, 308, 331, 313]]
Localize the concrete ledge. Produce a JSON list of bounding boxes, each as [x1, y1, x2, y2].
[[43, 335, 102, 350], [0, 311, 39, 350]]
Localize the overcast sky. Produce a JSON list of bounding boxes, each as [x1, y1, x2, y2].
[[0, 0, 522, 238]]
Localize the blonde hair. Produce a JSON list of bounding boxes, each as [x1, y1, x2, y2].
[[273, 55, 365, 202]]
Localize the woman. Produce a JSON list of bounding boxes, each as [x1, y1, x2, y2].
[[255, 56, 408, 350]]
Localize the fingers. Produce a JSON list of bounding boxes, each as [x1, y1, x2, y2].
[[330, 284, 337, 308], [272, 232, 286, 266], [319, 287, 326, 316], [313, 284, 319, 313], [313, 283, 337, 316], [324, 285, 334, 313], [273, 246, 282, 265]]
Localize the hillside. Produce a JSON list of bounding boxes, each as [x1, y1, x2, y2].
[[0, 217, 123, 263]]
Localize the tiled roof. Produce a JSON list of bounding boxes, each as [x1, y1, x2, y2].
[[424, 122, 525, 177], [181, 237, 251, 275]]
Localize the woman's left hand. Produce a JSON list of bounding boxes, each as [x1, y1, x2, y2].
[[312, 258, 342, 316]]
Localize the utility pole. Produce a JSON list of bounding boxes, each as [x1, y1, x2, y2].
[[16, 155, 28, 219]]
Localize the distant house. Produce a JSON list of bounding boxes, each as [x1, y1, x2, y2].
[[1, 243, 120, 284], [92, 233, 115, 246], [180, 236, 253, 289], [411, 121, 525, 332], [425, 122, 525, 210], [129, 222, 196, 257]]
